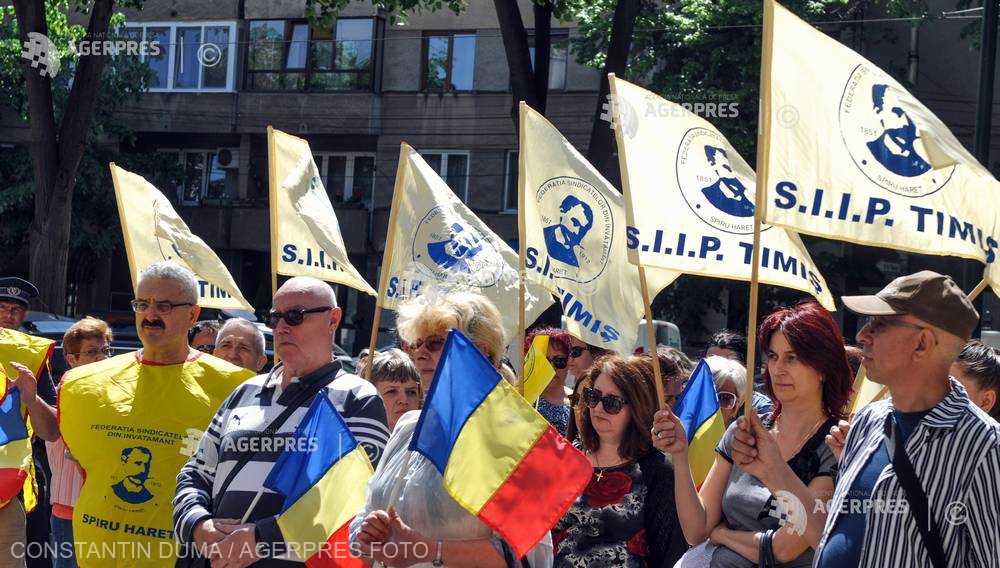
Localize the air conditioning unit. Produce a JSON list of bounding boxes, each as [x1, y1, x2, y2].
[[215, 148, 240, 169]]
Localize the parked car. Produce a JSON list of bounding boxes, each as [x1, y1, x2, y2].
[[20, 312, 141, 377]]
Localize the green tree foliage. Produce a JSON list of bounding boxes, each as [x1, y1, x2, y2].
[[0, 1, 179, 286]]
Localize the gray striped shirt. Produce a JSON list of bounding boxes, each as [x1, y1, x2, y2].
[[173, 361, 389, 565], [814, 378, 1000, 567]]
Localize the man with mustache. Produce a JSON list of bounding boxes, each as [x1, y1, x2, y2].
[[58, 262, 253, 567]]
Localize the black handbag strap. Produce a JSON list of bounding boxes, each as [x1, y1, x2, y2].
[[213, 365, 340, 504], [884, 415, 948, 568]]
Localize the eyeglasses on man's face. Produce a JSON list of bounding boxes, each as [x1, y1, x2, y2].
[[131, 299, 194, 315]]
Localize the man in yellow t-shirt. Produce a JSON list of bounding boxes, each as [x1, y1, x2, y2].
[[59, 262, 252, 567]]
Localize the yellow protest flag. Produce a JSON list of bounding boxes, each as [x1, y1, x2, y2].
[[109, 164, 253, 310], [522, 335, 556, 404], [762, 0, 1000, 296], [375, 143, 553, 343], [518, 103, 681, 354], [609, 75, 835, 310], [267, 127, 376, 295]]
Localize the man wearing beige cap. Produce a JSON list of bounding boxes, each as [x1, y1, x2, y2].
[[728, 271, 1000, 568]]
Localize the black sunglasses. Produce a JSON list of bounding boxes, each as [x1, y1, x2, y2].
[[267, 306, 332, 328], [582, 386, 629, 415], [193, 344, 216, 354], [548, 356, 568, 370], [569, 346, 588, 359], [403, 336, 447, 354]]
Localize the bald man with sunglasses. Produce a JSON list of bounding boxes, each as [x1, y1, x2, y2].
[[174, 276, 389, 567]]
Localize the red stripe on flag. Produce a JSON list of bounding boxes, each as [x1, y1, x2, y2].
[[304, 519, 362, 568], [478, 426, 591, 558], [0, 468, 28, 502]]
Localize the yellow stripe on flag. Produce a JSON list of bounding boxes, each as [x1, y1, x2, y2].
[[689, 411, 726, 486], [444, 381, 549, 513], [276, 446, 373, 551]]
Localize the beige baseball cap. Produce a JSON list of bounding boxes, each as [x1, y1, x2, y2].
[[841, 270, 979, 340]]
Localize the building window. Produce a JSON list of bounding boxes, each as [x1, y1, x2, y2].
[[247, 18, 375, 91], [124, 21, 236, 92], [160, 148, 239, 205], [420, 151, 470, 199], [528, 32, 568, 90], [313, 153, 376, 205], [503, 150, 518, 212], [422, 32, 476, 92]]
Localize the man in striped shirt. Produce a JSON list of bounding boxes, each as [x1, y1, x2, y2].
[[730, 271, 1000, 567], [173, 277, 389, 567]]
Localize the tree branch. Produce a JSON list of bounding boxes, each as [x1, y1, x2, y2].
[[493, 0, 538, 118], [13, 0, 59, 204], [586, 0, 640, 188], [57, 0, 116, 186], [532, 0, 553, 114]]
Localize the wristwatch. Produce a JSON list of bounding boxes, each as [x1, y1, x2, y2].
[[431, 539, 444, 567]]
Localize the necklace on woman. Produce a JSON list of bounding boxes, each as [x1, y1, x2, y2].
[[775, 414, 826, 458], [589, 451, 623, 481]]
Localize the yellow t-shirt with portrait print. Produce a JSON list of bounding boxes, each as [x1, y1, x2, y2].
[[59, 350, 253, 567]]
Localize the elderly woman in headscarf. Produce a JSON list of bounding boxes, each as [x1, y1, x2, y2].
[[350, 292, 551, 567]]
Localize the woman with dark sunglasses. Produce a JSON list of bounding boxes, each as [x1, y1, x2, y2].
[[523, 327, 573, 436], [553, 355, 687, 568], [352, 292, 552, 568], [565, 335, 612, 385], [653, 301, 852, 567]]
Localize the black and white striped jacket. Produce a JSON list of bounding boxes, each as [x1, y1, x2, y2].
[[172, 360, 389, 563], [815, 378, 1000, 567]]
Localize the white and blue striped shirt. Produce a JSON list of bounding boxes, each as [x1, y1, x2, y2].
[[815, 378, 1000, 567]]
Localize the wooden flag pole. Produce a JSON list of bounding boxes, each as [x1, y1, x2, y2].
[[365, 144, 411, 380], [606, 74, 667, 410], [109, 164, 140, 297], [516, 102, 529, 395], [969, 278, 989, 302], [744, 0, 776, 410], [639, 268, 668, 410], [266, 127, 282, 365]]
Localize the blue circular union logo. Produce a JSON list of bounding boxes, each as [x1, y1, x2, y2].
[[536, 176, 613, 284], [411, 206, 504, 288], [839, 63, 955, 198], [676, 127, 768, 236]]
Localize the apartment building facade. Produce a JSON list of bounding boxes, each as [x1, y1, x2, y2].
[[2, 0, 997, 350]]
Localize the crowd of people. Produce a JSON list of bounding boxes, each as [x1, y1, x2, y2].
[[1, 264, 1000, 567]]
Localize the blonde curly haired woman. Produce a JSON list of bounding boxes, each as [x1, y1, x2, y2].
[[350, 292, 551, 567]]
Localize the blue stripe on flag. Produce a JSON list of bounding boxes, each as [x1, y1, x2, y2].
[[409, 329, 502, 474], [263, 392, 358, 510], [0, 388, 27, 446], [674, 360, 721, 444]]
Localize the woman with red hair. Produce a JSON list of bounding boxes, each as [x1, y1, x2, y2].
[[652, 301, 852, 567]]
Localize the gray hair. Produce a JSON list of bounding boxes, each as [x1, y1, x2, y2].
[[217, 318, 266, 356], [359, 348, 421, 385], [137, 261, 199, 304], [705, 355, 747, 395]]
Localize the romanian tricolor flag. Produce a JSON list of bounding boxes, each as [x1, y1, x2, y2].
[[263, 393, 373, 567], [674, 360, 726, 486], [410, 329, 592, 557], [0, 383, 32, 504]]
